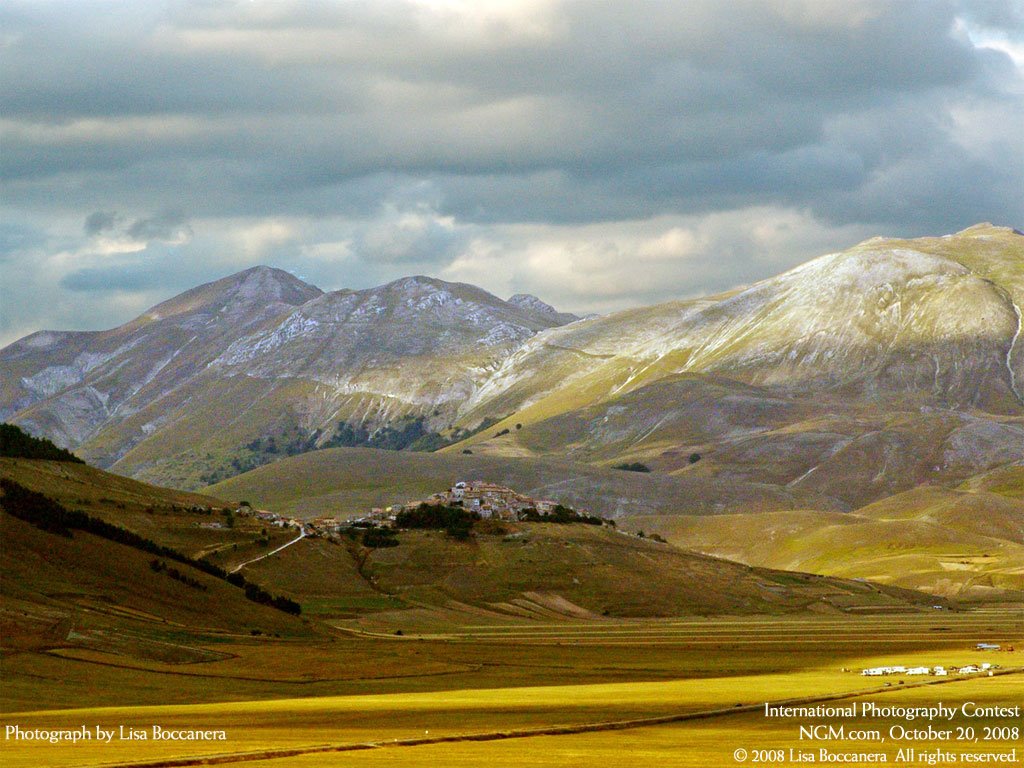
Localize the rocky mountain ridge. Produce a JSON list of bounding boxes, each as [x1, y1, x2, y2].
[[2, 224, 1021, 495], [1, 267, 322, 446], [457, 224, 1024, 427], [1, 270, 579, 485], [444, 224, 1024, 510]]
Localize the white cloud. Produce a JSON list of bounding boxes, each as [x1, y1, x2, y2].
[[357, 204, 460, 263], [441, 207, 878, 312], [956, 15, 1024, 71], [226, 219, 301, 258]]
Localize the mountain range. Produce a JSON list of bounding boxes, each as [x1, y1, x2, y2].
[[2, 223, 1022, 509], [1, 271, 578, 487]]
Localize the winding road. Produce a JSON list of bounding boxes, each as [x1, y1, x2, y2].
[[229, 528, 306, 574]]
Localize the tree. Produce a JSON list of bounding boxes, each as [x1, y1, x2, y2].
[[362, 527, 399, 548], [445, 519, 473, 540]]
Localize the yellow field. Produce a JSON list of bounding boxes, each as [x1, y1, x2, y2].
[[2, 613, 1021, 768], [249, 677, 1023, 768]]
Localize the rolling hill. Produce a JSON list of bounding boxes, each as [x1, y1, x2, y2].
[[333, 524, 942, 620], [631, 464, 1024, 602], [239, 520, 945, 625], [0, 457, 316, 713], [205, 444, 807, 519], [1, 454, 947, 657], [205, 446, 1023, 605]]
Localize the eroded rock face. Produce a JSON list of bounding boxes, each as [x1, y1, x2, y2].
[[1, 267, 323, 451], [209, 276, 561, 377], [507, 293, 580, 326]]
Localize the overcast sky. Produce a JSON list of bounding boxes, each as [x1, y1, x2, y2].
[[2, 0, 1022, 345]]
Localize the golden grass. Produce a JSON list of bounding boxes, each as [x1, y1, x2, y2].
[[2, 636, 1019, 768], [241, 676, 1024, 767], [636, 483, 1024, 602]]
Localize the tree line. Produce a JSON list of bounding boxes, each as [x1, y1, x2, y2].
[[0, 423, 84, 463], [0, 479, 300, 615], [395, 502, 480, 540]]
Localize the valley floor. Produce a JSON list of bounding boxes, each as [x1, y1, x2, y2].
[[2, 611, 1021, 768]]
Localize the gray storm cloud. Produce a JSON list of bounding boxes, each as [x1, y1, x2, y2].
[[0, 0, 1022, 344], [84, 211, 120, 236]]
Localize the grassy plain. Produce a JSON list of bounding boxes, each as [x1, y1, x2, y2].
[[243, 676, 1024, 768], [2, 613, 1020, 768]]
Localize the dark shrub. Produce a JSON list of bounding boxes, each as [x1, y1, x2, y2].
[[395, 503, 479, 531], [612, 462, 651, 473]]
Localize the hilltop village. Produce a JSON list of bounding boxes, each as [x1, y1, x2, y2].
[[232, 480, 605, 538], [367, 481, 574, 525]]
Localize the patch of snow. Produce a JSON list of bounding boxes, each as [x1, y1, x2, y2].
[[478, 322, 533, 347], [20, 332, 64, 349]]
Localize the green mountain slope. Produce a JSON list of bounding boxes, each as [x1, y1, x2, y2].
[[440, 227, 1024, 509]]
